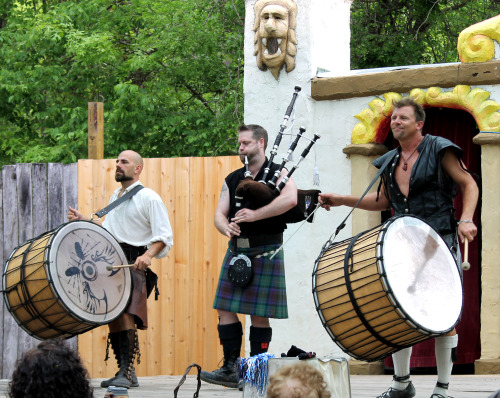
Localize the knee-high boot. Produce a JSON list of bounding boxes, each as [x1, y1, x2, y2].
[[200, 322, 242, 388], [249, 326, 272, 357], [108, 329, 140, 389], [101, 332, 139, 388]]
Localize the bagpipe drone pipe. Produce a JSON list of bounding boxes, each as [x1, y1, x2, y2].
[[235, 86, 321, 224]]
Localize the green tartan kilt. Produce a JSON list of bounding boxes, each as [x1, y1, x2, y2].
[[213, 242, 288, 319]]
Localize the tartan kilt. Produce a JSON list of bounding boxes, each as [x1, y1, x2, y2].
[[213, 242, 288, 319]]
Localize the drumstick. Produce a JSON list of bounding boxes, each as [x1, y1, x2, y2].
[[106, 264, 134, 271], [462, 238, 470, 271]]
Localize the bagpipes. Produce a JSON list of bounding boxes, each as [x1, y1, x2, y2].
[[235, 86, 321, 224]]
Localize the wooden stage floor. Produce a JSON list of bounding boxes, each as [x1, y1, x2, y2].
[[1, 374, 499, 397]]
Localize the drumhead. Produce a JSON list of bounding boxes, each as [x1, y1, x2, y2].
[[379, 216, 462, 333], [48, 221, 132, 324]]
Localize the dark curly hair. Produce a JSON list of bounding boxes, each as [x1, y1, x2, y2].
[[8, 339, 94, 398]]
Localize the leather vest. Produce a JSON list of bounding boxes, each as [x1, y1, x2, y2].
[[226, 159, 286, 236], [372, 135, 463, 236]]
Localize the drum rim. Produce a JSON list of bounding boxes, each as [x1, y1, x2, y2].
[[48, 220, 132, 325], [2, 242, 23, 314], [2, 231, 57, 333]]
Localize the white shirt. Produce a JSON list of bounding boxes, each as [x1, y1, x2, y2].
[[102, 180, 173, 258]]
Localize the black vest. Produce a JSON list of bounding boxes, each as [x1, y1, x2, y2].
[[372, 135, 463, 236], [226, 159, 287, 237]]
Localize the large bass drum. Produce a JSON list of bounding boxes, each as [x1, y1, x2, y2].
[[3, 220, 132, 340], [312, 215, 462, 362]]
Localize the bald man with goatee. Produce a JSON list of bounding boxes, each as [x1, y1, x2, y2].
[[68, 150, 173, 389]]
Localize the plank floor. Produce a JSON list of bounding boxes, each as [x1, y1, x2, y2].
[[0, 374, 499, 397]]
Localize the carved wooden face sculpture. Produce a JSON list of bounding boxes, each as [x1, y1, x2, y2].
[[253, 0, 298, 80]]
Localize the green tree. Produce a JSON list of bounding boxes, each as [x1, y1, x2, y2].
[[351, 0, 500, 69], [0, 0, 244, 165], [2, 1, 500, 165]]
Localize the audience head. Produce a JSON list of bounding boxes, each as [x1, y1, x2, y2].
[[266, 362, 331, 398], [9, 339, 93, 398]]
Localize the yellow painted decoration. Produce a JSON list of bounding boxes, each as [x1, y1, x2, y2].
[[352, 85, 500, 144], [352, 92, 401, 143], [457, 14, 500, 63]]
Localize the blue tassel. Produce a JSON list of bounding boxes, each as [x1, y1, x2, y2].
[[239, 353, 275, 396]]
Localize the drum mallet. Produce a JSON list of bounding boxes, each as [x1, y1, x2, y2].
[[462, 238, 470, 271], [106, 264, 134, 271]]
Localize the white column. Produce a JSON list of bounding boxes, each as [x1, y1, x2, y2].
[[243, 0, 353, 359]]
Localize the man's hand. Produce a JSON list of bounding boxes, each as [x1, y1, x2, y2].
[[67, 206, 85, 221], [318, 193, 342, 211], [134, 252, 153, 271], [224, 221, 241, 238], [458, 221, 477, 244], [232, 208, 259, 224]]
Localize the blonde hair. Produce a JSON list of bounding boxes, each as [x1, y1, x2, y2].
[[266, 363, 331, 398]]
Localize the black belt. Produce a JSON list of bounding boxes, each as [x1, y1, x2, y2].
[[230, 234, 282, 249]]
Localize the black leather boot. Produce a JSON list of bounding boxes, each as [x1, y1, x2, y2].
[[200, 322, 242, 388], [377, 375, 416, 398], [108, 329, 139, 389], [101, 332, 140, 388]]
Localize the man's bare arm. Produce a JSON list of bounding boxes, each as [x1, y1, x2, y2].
[[442, 149, 478, 243], [214, 182, 241, 238]]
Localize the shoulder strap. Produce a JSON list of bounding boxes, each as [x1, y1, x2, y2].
[[326, 153, 394, 245], [93, 185, 144, 219]]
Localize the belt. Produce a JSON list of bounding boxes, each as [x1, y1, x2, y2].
[[230, 234, 283, 249], [120, 243, 147, 252]]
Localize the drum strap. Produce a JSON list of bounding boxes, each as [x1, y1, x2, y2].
[[326, 154, 394, 246], [93, 185, 144, 219], [344, 231, 403, 352]]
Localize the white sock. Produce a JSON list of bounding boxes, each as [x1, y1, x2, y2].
[[391, 347, 412, 390], [434, 334, 458, 397]]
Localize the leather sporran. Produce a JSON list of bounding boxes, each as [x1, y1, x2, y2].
[[145, 268, 160, 300], [227, 254, 253, 287]]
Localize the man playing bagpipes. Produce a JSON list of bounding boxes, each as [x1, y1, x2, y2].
[[200, 124, 298, 388]]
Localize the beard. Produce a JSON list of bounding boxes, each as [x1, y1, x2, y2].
[[239, 147, 260, 164], [115, 172, 133, 182]]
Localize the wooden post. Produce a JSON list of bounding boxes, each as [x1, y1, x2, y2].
[[88, 102, 104, 159]]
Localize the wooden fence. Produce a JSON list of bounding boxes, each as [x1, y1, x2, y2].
[[0, 156, 241, 379], [0, 163, 77, 378]]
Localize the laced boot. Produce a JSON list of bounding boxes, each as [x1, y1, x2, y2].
[[200, 348, 240, 388], [101, 332, 139, 388], [200, 322, 242, 389], [376, 375, 416, 398], [108, 329, 139, 389]]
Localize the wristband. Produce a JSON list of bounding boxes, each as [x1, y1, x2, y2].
[[457, 219, 473, 224]]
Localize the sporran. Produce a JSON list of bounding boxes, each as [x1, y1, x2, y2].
[[228, 254, 253, 287]]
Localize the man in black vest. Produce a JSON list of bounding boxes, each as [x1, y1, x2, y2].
[[319, 98, 478, 398], [200, 124, 297, 388]]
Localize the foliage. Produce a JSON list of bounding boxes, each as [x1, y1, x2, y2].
[[2, 1, 500, 165], [351, 0, 500, 69], [0, 0, 244, 165]]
